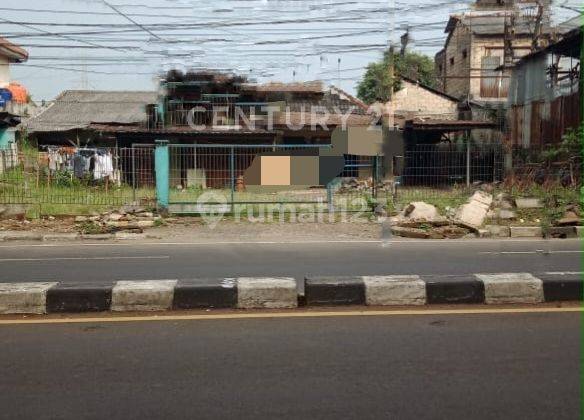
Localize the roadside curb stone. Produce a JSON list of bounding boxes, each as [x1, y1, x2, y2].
[[0, 273, 579, 314]]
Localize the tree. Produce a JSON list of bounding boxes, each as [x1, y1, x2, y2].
[[357, 50, 438, 104]]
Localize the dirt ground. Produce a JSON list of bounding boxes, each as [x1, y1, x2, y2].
[[0, 216, 383, 242], [151, 217, 383, 242]]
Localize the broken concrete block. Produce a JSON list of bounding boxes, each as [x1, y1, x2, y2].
[[470, 191, 493, 208], [136, 220, 155, 228], [107, 213, 124, 222], [485, 225, 511, 238], [515, 198, 543, 209], [74, 216, 88, 223], [556, 211, 580, 226], [455, 191, 493, 229], [456, 201, 489, 229], [510, 226, 543, 238], [390, 226, 431, 239], [403, 202, 440, 222]]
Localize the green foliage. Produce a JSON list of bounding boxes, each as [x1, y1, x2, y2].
[[357, 50, 438, 104], [535, 124, 582, 164], [51, 170, 82, 188]]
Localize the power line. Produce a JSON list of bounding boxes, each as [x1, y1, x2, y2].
[[102, 0, 165, 42]]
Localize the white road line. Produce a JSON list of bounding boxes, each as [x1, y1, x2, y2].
[[479, 251, 584, 255], [545, 272, 584, 275], [0, 256, 170, 262]]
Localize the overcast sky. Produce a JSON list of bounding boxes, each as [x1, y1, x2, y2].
[[2, 0, 579, 101]]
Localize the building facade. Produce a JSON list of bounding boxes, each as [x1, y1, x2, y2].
[[435, 0, 550, 104]]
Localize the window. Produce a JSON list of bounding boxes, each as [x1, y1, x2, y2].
[[480, 56, 506, 98], [449, 57, 454, 66], [462, 49, 468, 60]]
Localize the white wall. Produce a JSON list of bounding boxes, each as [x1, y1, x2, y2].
[[0, 56, 9, 88]]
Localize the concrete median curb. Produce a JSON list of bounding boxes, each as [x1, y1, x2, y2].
[[0, 273, 581, 315], [304, 272, 582, 307]]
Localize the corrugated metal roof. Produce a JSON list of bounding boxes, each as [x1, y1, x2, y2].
[[26, 90, 157, 133]]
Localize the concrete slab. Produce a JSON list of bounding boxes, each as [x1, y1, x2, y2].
[[476, 273, 544, 304], [42, 233, 80, 242], [510, 226, 543, 238], [485, 225, 511, 238], [237, 277, 297, 309], [111, 280, 177, 312], [0, 282, 58, 314], [0, 231, 43, 242], [515, 198, 543, 209], [362, 275, 426, 306]]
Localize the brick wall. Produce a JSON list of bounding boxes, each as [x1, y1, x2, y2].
[[440, 24, 472, 100], [437, 22, 535, 103]]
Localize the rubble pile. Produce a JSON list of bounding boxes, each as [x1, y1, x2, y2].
[[389, 201, 472, 239], [391, 187, 583, 240], [338, 178, 396, 193], [74, 206, 161, 233]]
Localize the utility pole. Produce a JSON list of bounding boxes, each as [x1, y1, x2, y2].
[[531, 0, 545, 52], [400, 27, 409, 57], [503, 8, 516, 67]]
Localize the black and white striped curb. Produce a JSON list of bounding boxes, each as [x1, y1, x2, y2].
[[0, 273, 581, 315], [305, 273, 583, 306]]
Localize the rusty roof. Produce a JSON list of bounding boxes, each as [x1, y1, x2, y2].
[[0, 36, 28, 62], [405, 119, 498, 131]]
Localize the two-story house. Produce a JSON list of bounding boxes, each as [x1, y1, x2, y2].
[[435, 0, 550, 108], [0, 36, 28, 150]]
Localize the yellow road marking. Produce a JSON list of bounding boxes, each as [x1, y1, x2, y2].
[[0, 306, 581, 325]]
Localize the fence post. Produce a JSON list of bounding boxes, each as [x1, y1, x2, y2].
[[131, 146, 137, 202], [466, 135, 471, 187], [230, 146, 235, 214], [155, 140, 170, 211]]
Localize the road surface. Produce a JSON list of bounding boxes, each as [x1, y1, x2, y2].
[[0, 238, 580, 284], [0, 310, 579, 419]]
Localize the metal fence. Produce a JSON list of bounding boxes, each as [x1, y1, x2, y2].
[[401, 143, 504, 188], [6, 140, 574, 216], [167, 144, 331, 213], [0, 145, 156, 212]]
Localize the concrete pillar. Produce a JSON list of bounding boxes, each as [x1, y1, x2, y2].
[[155, 139, 170, 210]]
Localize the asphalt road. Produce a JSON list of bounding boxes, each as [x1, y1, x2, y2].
[[0, 311, 579, 419], [0, 238, 580, 283]]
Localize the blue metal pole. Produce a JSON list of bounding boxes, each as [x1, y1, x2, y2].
[[155, 139, 170, 210]]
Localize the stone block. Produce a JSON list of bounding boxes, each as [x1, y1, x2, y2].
[[237, 277, 297, 309], [515, 198, 543, 209], [363, 275, 426, 306], [0, 282, 58, 314], [476, 273, 543, 304], [509, 226, 543, 238], [111, 280, 177, 312]]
